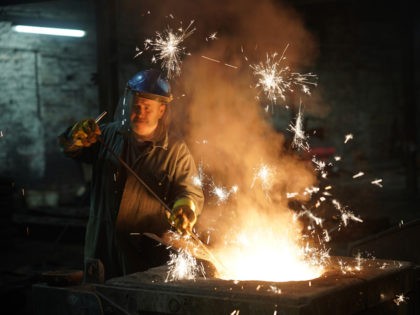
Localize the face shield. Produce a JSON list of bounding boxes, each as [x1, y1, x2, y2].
[[113, 69, 173, 133]]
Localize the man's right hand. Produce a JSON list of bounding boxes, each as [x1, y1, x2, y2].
[[70, 119, 101, 148]]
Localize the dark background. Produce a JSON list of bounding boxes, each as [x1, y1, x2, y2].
[[0, 0, 418, 314]]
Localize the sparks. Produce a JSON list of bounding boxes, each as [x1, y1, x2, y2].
[[268, 286, 282, 294], [394, 293, 408, 306], [286, 192, 299, 198], [250, 45, 317, 106], [206, 32, 218, 41], [192, 163, 205, 188], [354, 252, 363, 271], [213, 186, 228, 202], [322, 229, 331, 242], [210, 184, 237, 204], [344, 134, 353, 143], [332, 199, 363, 226], [201, 55, 221, 63], [312, 157, 328, 178], [371, 178, 383, 187], [224, 63, 238, 69], [295, 207, 324, 227], [165, 249, 204, 281], [137, 20, 195, 78], [352, 171, 364, 178], [303, 186, 320, 196], [289, 103, 309, 151], [251, 163, 275, 196], [200, 55, 238, 69]]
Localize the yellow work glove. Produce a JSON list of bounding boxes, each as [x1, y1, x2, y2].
[[166, 206, 197, 235], [70, 119, 101, 148]]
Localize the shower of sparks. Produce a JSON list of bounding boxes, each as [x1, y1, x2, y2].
[[210, 184, 237, 204], [394, 294, 408, 306], [192, 163, 205, 188], [294, 207, 324, 227], [338, 259, 353, 274], [206, 32, 218, 41], [344, 134, 353, 143], [165, 249, 204, 281], [136, 20, 195, 78], [251, 163, 275, 192], [352, 171, 364, 178], [312, 157, 328, 178], [250, 45, 317, 105], [289, 104, 309, 151], [332, 199, 363, 226], [371, 178, 383, 187]]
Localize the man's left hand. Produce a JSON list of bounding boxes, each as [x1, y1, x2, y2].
[[166, 207, 197, 235]]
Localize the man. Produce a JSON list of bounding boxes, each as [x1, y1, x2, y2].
[[59, 69, 204, 279]]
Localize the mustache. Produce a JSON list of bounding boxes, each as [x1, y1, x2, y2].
[[133, 118, 148, 123]]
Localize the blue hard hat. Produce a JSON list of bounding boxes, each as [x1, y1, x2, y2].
[[127, 69, 173, 103]]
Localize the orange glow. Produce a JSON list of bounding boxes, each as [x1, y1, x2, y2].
[[212, 210, 325, 282]]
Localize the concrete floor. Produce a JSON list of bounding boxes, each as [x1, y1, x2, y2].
[[1, 166, 419, 314]]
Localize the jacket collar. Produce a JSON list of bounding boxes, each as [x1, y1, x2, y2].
[[119, 129, 168, 150]]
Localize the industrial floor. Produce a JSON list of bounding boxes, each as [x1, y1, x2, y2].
[[1, 166, 419, 315]]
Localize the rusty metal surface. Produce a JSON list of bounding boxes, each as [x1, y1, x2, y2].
[[93, 256, 416, 315]]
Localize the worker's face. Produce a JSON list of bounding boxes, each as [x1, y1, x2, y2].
[[130, 96, 166, 138]]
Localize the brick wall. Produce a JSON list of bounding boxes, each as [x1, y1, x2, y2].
[[0, 1, 98, 193]]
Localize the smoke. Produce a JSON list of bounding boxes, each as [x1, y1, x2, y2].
[[157, 0, 317, 244], [135, 0, 320, 243]]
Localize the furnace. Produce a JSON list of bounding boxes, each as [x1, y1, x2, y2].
[[33, 256, 417, 315]]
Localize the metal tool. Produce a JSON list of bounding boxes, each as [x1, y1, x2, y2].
[[95, 110, 108, 123]]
